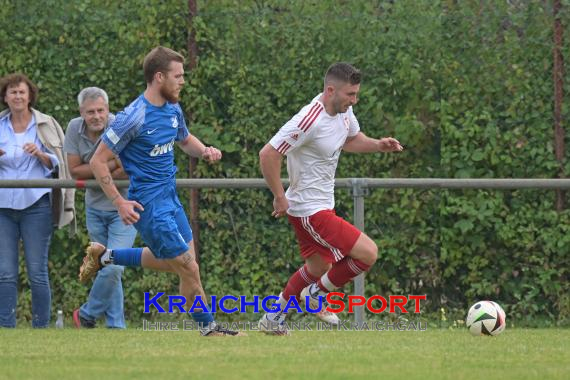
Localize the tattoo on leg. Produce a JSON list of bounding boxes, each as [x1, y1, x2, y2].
[[101, 175, 112, 185], [182, 252, 194, 266]]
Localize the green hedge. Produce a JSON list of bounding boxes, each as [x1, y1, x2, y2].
[[0, 0, 568, 326]]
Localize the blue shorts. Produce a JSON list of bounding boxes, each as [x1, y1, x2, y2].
[[134, 187, 192, 259]]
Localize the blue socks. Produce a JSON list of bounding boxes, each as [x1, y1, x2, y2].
[[191, 311, 215, 328], [110, 248, 143, 267], [105, 248, 215, 328]]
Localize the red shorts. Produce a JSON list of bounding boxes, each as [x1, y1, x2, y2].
[[288, 209, 362, 263]]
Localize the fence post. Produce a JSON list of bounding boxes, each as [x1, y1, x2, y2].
[[350, 178, 368, 326], [187, 0, 201, 262]]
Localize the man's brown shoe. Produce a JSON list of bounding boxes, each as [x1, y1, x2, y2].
[[78, 242, 106, 283]]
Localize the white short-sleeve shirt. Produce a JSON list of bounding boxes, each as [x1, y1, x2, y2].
[[269, 93, 360, 217]]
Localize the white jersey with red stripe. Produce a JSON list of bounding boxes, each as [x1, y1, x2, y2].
[[269, 93, 360, 217]]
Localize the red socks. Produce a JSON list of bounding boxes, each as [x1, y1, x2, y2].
[[317, 257, 370, 292], [282, 265, 319, 300]]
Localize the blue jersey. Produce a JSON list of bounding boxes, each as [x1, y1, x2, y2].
[[102, 94, 189, 204]]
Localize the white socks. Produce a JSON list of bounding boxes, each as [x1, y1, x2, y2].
[[266, 294, 288, 324], [100, 249, 113, 266]]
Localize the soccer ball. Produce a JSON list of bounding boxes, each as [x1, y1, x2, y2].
[[465, 301, 506, 336]]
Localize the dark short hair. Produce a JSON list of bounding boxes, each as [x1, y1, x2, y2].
[[143, 46, 185, 84], [324, 62, 361, 86], [0, 73, 38, 108]]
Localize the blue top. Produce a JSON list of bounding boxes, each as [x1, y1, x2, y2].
[[0, 113, 58, 210], [101, 94, 189, 204]]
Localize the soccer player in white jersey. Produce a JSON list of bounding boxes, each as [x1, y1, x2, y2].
[[258, 62, 403, 334], [77, 46, 242, 336]]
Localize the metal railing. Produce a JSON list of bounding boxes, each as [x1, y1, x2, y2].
[[4, 178, 570, 189], [3, 177, 570, 324]]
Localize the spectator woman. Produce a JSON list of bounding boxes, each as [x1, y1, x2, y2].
[[0, 73, 74, 328]]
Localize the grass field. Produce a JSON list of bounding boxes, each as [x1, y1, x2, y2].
[[0, 326, 568, 380]]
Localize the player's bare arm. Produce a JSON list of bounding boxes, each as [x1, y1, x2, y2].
[[343, 132, 404, 153], [90, 142, 143, 224], [259, 143, 288, 218], [178, 135, 222, 162]]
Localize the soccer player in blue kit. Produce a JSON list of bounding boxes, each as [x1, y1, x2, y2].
[[79, 46, 243, 336]]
